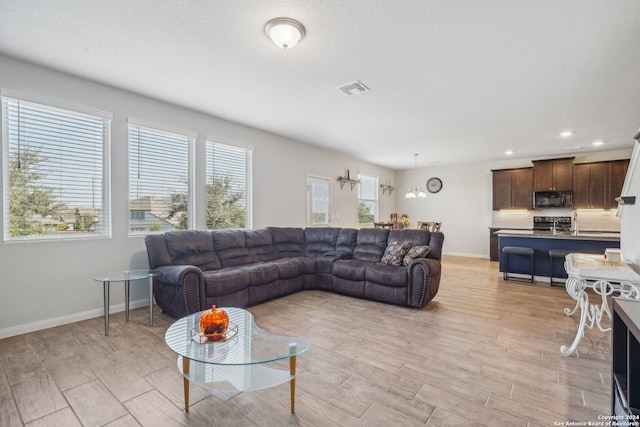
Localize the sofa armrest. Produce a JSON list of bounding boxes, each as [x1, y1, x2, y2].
[[407, 258, 441, 308], [153, 265, 204, 318]]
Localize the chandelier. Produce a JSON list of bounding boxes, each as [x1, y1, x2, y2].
[[405, 154, 426, 198]]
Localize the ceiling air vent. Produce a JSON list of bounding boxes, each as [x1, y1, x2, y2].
[[338, 81, 370, 96]]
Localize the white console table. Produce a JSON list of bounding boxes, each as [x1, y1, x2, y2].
[[561, 253, 640, 356]]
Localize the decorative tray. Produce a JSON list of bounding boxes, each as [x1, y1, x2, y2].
[[191, 323, 238, 344]]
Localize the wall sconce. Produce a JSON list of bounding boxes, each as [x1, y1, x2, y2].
[[380, 183, 395, 195]]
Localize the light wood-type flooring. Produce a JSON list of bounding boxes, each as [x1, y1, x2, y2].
[[0, 255, 612, 426]]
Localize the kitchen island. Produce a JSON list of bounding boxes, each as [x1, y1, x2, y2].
[[495, 230, 620, 283]]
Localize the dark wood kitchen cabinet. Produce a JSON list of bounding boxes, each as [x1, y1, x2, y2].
[[573, 162, 607, 209], [532, 158, 574, 191], [573, 160, 629, 209], [492, 167, 533, 210]]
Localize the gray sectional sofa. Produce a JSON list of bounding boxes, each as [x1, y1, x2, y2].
[[144, 227, 444, 319]]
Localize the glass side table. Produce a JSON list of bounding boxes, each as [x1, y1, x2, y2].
[[94, 269, 159, 336]]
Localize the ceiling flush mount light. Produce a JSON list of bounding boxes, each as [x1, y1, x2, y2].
[[560, 131, 576, 137], [592, 140, 605, 146], [405, 154, 427, 199], [264, 18, 305, 50], [505, 150, 514, 155]]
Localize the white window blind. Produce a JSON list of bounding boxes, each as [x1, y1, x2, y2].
[[2, 95, 111, 241], [358, 173, 378, 224], [205, 141, 252, 229], [307, 175, 331, 226], [129, 124, 192, 234]]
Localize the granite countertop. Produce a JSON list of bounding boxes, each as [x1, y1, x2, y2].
[[494, 229, 620, 241]]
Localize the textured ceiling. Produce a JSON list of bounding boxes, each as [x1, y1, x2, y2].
[[0, 0, 639, 169]]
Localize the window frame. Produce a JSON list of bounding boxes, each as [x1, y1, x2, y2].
[[205, 139, 253, 230], [306, 174, 331, 227], [127, 120, 195, 236], [357, 173, 378, 224], [1, 90, 112, 242]]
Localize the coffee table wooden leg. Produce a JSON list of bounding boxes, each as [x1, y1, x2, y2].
[[289, 343, 297, 414], [182, 357, 190, 413]]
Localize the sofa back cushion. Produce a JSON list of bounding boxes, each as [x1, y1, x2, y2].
[[245, 229, 278, 262], [388, 229, 444, 261], [353, 228, 390, 262], [212, 230, 252, 267], [304, 227, 340, 257], [266, 227, 305, 257], [164, 230, 221, 271], [336, 228, 358, 254]]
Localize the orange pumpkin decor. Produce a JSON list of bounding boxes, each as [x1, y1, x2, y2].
[[199, 305, 229, 340]]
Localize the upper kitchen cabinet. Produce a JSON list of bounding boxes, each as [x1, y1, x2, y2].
[[573, 162, 607, 209], [573, 160, 629, 209], [492, 167, 533, 210], [532, 158, 574, 191]]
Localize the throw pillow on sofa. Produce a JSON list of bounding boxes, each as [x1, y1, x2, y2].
[[381, 241, 414, 266], [403, 245, 431, 266]]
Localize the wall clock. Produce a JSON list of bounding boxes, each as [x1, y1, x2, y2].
[[426, 177, 443, 193]]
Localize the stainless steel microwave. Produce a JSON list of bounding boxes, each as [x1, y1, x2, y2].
[[534, 191, 573, 208]]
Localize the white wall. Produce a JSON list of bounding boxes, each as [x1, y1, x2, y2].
[[1, 53, 637, 337], [619, 140, 640, 267], [394, 149, 634, 258], [0, 55, 395, 337]]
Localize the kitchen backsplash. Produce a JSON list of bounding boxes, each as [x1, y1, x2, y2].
[[492, 209, 621, 232]]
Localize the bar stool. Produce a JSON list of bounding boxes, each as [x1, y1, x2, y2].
[[548, 249, 572, 285], [502, 246, 535, 283]]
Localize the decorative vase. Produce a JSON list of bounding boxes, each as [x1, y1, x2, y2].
[[199, 305, 229, 340]]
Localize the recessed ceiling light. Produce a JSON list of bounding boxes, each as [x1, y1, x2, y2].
[[592, 140, 605, 146], [564, 145, 583, 150], [560, 131, 576, 137], [505, 150, 514, 155]]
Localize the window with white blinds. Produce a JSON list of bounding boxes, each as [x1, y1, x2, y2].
[[1, 95, 111, 241], [307, 175, 331, 226], [129, 124, 193, 234], [205, 141, 252, 229], [358, 173, 378, 223]]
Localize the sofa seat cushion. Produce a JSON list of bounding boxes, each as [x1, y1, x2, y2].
[[272, 258, 305, 279], [365, 263, 408, 287], [242, 262, 280, 286], [333, 259, 371, 281], [203, 267, 250, 297]]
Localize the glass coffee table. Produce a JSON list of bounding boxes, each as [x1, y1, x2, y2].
[[165, 307, 310, 413]]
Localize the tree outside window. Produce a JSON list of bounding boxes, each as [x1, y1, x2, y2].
[[358, 174, 378, 224]]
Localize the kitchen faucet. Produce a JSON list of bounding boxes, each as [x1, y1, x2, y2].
[[573, 211, 579, 235], [552, 219, 558, 235]]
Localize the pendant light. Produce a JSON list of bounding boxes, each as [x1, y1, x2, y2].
[[405, 154, 426, 198]]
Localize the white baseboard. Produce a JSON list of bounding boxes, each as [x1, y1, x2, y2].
[[0, 298, 151, 339], [442, 251, 488, 259]]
